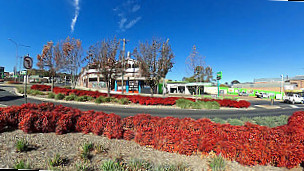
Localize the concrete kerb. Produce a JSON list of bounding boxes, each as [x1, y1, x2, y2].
[[13, 87, 255, 111]]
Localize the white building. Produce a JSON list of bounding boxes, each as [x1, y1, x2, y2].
[[78, 57, 146, 93]]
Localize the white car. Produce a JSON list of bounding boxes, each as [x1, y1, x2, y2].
[[260, 93, 269, 98], [283, 94, 304, 104]]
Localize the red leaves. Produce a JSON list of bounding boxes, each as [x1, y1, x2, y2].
[[31, 85, 51, 91], [4, 102, 304, 168], [31, 84, 250, 108]]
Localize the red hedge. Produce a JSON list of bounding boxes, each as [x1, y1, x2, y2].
[[31, 84, 250, 108], [1, 103, 304, 168]]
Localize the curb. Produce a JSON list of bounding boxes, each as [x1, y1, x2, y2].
[[12, 87, 254, 111]]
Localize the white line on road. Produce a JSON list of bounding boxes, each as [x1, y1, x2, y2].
[[0, 103, 7, 107], [290, 105, 299, 108]]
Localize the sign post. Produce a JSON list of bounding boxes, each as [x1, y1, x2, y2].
[[23, 55, 33, 104], [216, 71, 222, 97]]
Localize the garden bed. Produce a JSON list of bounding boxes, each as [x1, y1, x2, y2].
[[0, 103, 304, 169], [30, 84, 251, 108]]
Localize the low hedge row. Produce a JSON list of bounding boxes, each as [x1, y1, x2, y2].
[[31, 85, 251, 108], [0, 103, 303, 168]]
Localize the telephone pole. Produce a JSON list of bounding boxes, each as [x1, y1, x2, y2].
[[8, 38, 30, 82], [121, 38, 129, 94]]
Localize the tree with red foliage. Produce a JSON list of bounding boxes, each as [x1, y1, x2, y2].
[[133, 39, 174, 97], [84, 38, 120, 97], [37, 41, 63, 92], [58, 37, 83, 89]]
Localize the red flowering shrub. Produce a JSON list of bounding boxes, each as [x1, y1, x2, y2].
[[5, 102, 304, 168], [123, 130, 135, 140], [19, 111, 40, 133], [75, 110, 96, 134], [31, 85, 51, 91], [31, 84, 250, 108], [55, 114, 75, 134], [102, 113, 123, 139], [91, 112, 108, 135]]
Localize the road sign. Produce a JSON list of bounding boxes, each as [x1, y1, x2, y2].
[[217, 71, 222, 80], [23, 56, 33, 69], [20, 70, 27, 75]]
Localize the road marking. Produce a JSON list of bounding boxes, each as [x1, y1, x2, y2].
[[254, 105, 281, 109], [290, 105, 299, 108], [0, 103, 7, 107]]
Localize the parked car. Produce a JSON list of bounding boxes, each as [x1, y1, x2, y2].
[[261, 93, 270, 98], [238, 91, 249, 96], [283, 94, 304, 104], [256, 92, 268, 98]]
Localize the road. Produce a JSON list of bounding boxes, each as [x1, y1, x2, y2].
[[0, 85, 304, 119]]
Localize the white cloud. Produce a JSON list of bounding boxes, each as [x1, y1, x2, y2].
[[119, 17, 127, 30], [131, 5, 141, 12], [125, 17, 141, 29], [114, 1, 142, 32], [71, 0, 80, 33]]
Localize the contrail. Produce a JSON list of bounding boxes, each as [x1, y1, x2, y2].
[[71, 0, 80, 33]]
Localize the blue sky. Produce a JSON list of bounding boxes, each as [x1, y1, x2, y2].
[[0, 0, 304, 84]]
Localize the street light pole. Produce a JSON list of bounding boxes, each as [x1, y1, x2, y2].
[[8, 38, 18, 81], [281, 74, 284, 98], [8, 38, 30, 82]]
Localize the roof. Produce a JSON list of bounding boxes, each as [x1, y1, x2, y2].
[[290, 75, 304, 80], [185, 82, 212, 86]]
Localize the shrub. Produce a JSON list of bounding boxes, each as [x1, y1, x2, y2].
[[155, 163, 188, 171], [48, 154, 64, 167], [55, 93, 65, 100], [211, 118, 226, 124], [209, 154, 226, 171], [126, 159, 153, 171], [192, 101, 204, 109], [176, 99, 194, 109], [48, 92, 55, 99], [105, 97, 114, 102], [239, 116, 252, 123], [80, 142, 93, 161], [65, 93, 77, 101], [100, 160, 124, 171], [95, 96, 106, 104], [252, 115, 288, 127], [7, 81, 21, 84], [16, 87, 25, 94], [176, 99, 220, 110], [76, 96, 88, 102], [75, 161, 90, 171], [117, 98, 129, 105], [31, 84, 51, 91], [94, 144, 107, 154], [203, 101, 220, 109], [29, 90, 45, 96], [227, 118, 244, 126], [86, 96, 94, 101], [15, 139, 29, 152], [14, 160, 31, 169]]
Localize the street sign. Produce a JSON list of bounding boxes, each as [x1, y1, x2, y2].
[[23, 56, 33, 69], [20, 70, 27, 75], [217, 71, 222, 80]]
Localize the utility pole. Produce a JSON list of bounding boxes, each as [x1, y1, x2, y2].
[[8, 38, 30, 82], [121, 38, 129, 94], [162, 39, 169, 97], [281, 74, 284, 98]]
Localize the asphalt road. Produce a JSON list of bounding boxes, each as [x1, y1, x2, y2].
[[0, 85, 304, 119]]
